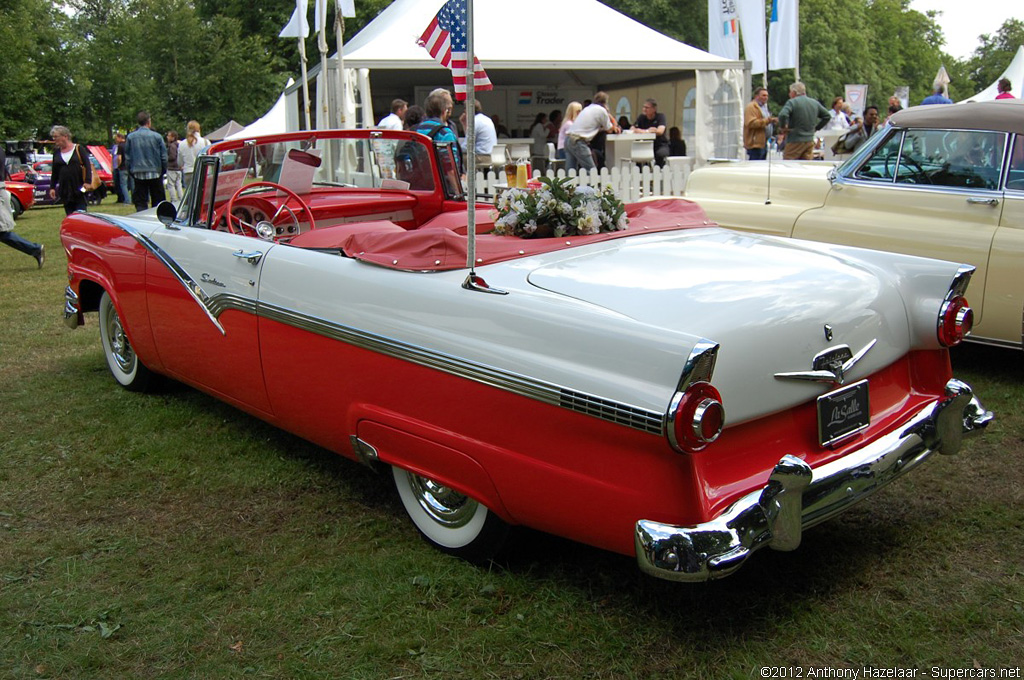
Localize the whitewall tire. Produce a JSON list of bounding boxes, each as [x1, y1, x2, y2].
[[392, 466, 509, 562], [98, 292, 156, 392]]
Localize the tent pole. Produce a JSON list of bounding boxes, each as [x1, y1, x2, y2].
[[317, 0, 330, 129], [335, 10, 347, 128]]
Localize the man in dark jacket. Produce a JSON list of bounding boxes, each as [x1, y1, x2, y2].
[[124, 110, 168, 211], [777, 82, 830, 160]]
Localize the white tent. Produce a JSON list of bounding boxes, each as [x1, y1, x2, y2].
[[959, 46, 1024, 103], [226, 79, 294, 140], [288, 0, 750, 163], [339, 0, 742, 86]]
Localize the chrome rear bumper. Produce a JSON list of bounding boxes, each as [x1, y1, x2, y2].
[[635, 379, 992, 582]]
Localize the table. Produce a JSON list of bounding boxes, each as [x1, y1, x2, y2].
[[605, 133, 655, 168], [496, 138, 535, 162]]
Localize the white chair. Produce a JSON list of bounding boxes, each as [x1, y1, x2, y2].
[[618, 140, 655, 170], [546, 142, 565, 172]]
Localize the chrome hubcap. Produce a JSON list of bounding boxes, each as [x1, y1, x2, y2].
[[106, 309, 135, 373], [407, 473, 478, 528]]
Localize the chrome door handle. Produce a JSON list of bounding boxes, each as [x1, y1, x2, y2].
[[233, 249, 263, 265], [966, 197, 999, 206]]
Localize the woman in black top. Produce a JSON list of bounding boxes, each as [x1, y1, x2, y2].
[[48, 125, 92, 215]]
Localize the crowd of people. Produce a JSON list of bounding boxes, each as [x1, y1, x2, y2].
[[376, 90, 690, 173], [744, 77, 1016, 162]]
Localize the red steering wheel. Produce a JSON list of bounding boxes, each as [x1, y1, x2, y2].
[[225, 181, 316, 240]]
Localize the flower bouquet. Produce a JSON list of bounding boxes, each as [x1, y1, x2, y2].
[[491, 177, 628, 238]]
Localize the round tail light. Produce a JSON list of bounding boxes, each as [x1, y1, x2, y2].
[[669, 382, 725, 453], [938, 295, 973, 347]]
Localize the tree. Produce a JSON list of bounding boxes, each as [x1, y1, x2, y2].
[[962, 19, 1024, 94], [0, 0, 74, 138]]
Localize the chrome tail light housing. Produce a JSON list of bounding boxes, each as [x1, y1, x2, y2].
[[666, 340, 725, 453], [937, 265, 976, 347]]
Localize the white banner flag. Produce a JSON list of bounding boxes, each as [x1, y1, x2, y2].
[[736, 0, 766, 75], [338, 0, 356, 18], [708, 0, 740, 61], [768, 0, 798, 70], [279, 0, 310, 38]]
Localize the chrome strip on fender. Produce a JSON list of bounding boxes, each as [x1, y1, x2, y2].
[[257, 301, 665, 435], [89, 214, 226, 335]]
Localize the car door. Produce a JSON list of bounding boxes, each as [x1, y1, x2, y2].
[[983, 133, 1024, 347], [145, 224, 274, 414], [793, 127, 1006, 336]]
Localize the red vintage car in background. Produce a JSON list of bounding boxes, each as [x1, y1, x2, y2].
[[5, 179, 35, 218]]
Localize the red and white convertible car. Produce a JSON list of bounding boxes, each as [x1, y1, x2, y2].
[[60, 129, 991, 581]]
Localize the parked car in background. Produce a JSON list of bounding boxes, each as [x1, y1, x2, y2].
[[5, 179, 36, 218], [684, 99, 1024, 350], [60, 129, 991, 582]]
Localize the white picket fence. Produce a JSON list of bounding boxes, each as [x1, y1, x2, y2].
[[473, 163, 692, 202]]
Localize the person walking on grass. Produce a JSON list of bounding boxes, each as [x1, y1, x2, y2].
[[0, 148, 44, 268]]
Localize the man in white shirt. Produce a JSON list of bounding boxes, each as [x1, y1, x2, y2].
[[564, 91, 618, 171], [377, 99, 408, 130], [459, 100, 497, 155]]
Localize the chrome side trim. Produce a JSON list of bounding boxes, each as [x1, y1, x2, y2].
[[350, 435, 380, 468], [635, 378, 993, 582], [88, 214, 226, 335], [257, 301, 664, 434]]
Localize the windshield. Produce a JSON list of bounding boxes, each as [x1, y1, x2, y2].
[[208, 135, 437, 193]]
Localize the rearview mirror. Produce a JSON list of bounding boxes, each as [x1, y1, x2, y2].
[[156, 201, 177, 226]]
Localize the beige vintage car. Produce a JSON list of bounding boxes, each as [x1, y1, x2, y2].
[[685, 100, 1024, 350]]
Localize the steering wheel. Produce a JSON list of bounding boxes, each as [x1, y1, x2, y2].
[[225, 181, 315, 240], [885, 153, 931, 185]]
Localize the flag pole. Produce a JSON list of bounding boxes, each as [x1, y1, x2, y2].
[[465, 0, 477, 275], [298, 35, 312, 130]]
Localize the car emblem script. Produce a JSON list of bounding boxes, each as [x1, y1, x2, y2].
[[774, 339, 877, 386]]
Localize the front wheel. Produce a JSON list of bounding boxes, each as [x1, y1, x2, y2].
[[10, 195, 23, 218], [98, 292, 157, 392], [392, 466, 509, 562]]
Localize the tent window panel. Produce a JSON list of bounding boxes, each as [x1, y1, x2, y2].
[[710, 81, 741, 159]]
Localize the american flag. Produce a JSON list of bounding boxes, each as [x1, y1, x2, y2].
[[417, 0, 492, 101]]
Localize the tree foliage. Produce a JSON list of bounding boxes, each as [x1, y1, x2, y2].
[[962, 19, 1024, 94]]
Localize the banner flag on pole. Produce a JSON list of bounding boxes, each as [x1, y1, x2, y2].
[[418, 0, 492, 101], [338, 0, 356, 18], [707, 0, 740, 60], [279, 0, 309, 38], [736, 0, 766, 75], [768, 0, 799, 71]]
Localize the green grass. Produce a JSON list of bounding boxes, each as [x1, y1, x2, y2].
[[1, 200, 1022, 678]]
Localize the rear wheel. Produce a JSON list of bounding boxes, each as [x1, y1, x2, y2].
[[10, 195, 23, 218], [98, 292, 157, 392], [392, 466, 509, 562]]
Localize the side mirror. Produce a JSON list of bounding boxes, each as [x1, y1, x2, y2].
[[827, 167, 838, 185], [156, 200, 178, 226]]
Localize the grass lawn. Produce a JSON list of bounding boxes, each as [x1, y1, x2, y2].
[[1, 199, 1022, 678]]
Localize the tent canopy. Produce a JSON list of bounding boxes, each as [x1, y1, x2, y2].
[[331, 0, 743, 89], [206, 119, 244, 141], [960, 46, 1024, 102], [226, 79, 293, 140]]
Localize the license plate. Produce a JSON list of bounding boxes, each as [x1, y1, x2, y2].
[[817, 379, 870, 447]]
